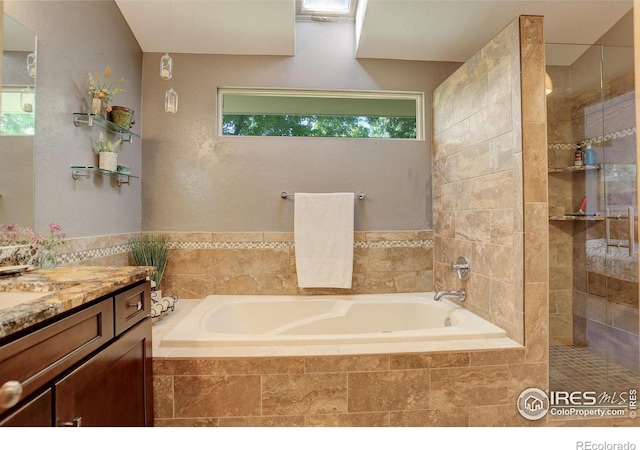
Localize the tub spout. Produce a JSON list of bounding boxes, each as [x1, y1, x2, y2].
[[434, 289, 466, 302]]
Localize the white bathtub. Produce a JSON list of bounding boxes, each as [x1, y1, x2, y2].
[[160, 292, 507, 347]]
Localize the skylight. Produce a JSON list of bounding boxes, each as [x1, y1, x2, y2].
[[298, 0, 356, 17]]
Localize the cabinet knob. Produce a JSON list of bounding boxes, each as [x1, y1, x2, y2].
[[0, 380, 23, 409]]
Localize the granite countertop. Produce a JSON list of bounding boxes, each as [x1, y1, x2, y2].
[[0, 265, 156, 340]]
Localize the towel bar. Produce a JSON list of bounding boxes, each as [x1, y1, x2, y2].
[[605, 206, 635, 257], [281, 192, 365, 200]]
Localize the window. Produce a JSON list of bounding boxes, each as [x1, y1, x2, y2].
[[218, 88, 424, 140], [297, 0, 356, 17], [0, 89, 35, 136]]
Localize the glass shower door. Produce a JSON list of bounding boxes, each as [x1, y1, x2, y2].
[[597, 45, 638, 392], [546, 43, 639, 396]]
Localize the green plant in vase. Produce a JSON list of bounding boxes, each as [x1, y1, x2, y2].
[[93, 131, 122, 172], [129, 234, 171, 299]]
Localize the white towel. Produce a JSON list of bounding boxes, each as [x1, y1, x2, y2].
[[294, 192, 355, 288]]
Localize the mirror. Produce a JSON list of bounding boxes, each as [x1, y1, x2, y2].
[[1, 13, 36, 227]]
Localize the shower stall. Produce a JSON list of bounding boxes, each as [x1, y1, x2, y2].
[[546, 43, 638, 393]]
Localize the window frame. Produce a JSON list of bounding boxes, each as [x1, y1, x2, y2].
[[217, 87, 425, 141], [296, 0, 356, 18], [0, 87, 36, 136]]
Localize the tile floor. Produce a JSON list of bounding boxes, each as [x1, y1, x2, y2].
[[550, 345, 639, 393]]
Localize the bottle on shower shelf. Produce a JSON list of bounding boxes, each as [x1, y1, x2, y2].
[[578, 196, 588, 214], [574, 144, 583, 167], [583, 144, 596, 166]]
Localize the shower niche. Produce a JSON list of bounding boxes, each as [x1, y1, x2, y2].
[[546, 43, 638, 393]]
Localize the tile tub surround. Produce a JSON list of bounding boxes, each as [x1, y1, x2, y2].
[[160, 230, 434, 298], [152, 299, 538, 427]]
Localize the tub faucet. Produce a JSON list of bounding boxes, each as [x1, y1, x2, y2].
[[434, 289, 466, 302]]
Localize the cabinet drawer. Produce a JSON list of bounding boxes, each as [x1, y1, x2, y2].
[[0, 389, 52, 426], [0, 300, 114, 414], [114, 281, 150, 336]]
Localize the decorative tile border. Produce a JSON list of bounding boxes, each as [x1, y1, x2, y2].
[[58, 236, 434, 265], [548, 126, 636, 151], [171, 239, 433, 250], [58, 244, 131, 265]]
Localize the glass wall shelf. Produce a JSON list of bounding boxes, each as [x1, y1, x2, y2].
[[549, 214, 605, 222], [548, 164, 600, 173], [72, 113, 139, 142], [71, 166, 139, 186]]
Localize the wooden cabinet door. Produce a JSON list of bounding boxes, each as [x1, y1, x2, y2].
[[0, 389, 52, 427], [55, 318, 153, 427]]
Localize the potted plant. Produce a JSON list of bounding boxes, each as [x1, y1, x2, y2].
[[128, 234, 171, 300], [93, 131, 122, 172]]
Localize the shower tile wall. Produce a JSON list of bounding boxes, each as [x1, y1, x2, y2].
[[547, 60, 639, 372], [433, 15, 549, 354]]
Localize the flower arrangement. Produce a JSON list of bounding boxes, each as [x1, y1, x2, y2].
[[0, 222, 66, 249], [0, 223, 42, 247], [0, 222, 65, 267], [40, 222, 66, 250], [88, 65, 126, 110], [93, 131, 123, 153]]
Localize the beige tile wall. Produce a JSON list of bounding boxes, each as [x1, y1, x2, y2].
[[153, 348, 552, 427], [433, 12, 550, 405], [159, 231, 434, 298], [56, 230, 434, 297]]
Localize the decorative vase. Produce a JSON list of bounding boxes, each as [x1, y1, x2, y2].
[[40, 247, 57, 269], [109, 106, 135, 129], [0, 244, 38, 267], [98, 152, 118, 172], [91, 96, 102, 115]]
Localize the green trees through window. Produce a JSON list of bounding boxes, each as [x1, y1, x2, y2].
[[222, 114, 417, 138], [219, 88, 423, 140], [1, 91, 35, 136]]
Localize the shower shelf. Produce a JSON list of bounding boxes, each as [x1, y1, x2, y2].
[[548, 164, 600, 173], [549, 215, 605, 222], [71, 166, 139, 186]]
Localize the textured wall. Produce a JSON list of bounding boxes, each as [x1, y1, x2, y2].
[[140, 21, 460, 232], [4, 1, 143, 238]]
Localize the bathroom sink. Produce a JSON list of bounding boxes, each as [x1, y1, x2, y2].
[[0, 291, 53, 312]]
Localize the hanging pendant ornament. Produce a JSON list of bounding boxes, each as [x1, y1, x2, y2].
[[160, 53, 173, 80], [26, 52, 36, 78], [165, 87, 178, 114]]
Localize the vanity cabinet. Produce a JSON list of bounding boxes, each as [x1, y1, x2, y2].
[[0, 280, 153, 427]]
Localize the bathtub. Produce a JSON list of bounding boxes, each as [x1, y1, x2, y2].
[[160, 292, 507, 347]]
